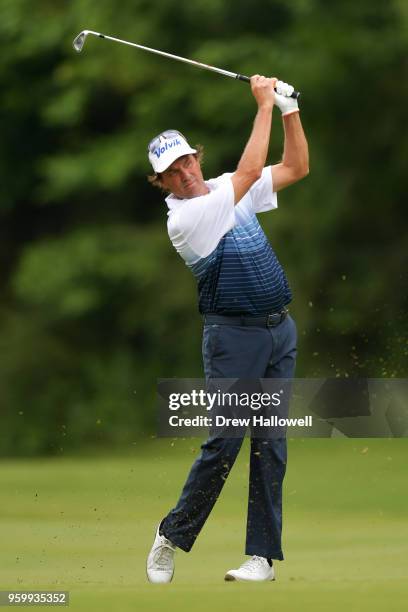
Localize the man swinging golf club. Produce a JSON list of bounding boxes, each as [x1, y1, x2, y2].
[[146, 75, 309, 582]]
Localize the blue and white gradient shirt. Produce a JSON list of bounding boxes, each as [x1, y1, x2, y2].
[[166, 166, 291, 315]]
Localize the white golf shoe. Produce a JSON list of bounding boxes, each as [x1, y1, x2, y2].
[[224, 555, 275, 582], [146, 524, 177, 583]]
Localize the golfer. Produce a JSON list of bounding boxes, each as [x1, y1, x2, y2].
[[146, 76, 309, 582]]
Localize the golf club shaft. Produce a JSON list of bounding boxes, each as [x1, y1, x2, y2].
[[73, 30, 300, 99]]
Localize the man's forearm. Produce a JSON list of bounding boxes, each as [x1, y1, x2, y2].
[[281, 112, 309, 176], [231, 75, 276, 204], [237, 105, 273, 179]]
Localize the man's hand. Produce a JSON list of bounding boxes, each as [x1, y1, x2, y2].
[[250, 75, 277, 110], [274, 80, 299, 116]]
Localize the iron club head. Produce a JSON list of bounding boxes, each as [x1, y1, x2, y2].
[[73, 30, 106, 53], [73, 30, 102, 52], [73, 30, 88, 52]]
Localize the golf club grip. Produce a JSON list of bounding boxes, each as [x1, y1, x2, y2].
[[236, 74, 300, 99]]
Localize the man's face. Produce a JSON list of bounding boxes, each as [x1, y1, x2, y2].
[[160, 154, 208, 199]]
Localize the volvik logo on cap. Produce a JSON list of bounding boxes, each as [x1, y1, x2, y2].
[[148, 130, 197, 173], [153, 138, 182, 159]]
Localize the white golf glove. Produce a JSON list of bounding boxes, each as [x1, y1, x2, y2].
[[274, 80, 299, 116]]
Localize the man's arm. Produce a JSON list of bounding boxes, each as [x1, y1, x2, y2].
[[271, 82, 309, 192], [271, 112, 309, 192], [231, 75, 276, 205]]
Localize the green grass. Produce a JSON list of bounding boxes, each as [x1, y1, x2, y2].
[[1, 439, 408, 611]]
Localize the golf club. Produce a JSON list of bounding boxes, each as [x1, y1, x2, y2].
[[73, 30, 300, 99]]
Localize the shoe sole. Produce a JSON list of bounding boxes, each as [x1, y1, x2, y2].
[[224, 573, 275, 582]]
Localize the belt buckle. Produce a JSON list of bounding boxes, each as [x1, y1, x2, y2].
[[266, 313, 279, 327]]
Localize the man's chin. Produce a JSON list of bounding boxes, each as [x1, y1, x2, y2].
[[174, 180, 208, 199], [179, 185, 199, 198]]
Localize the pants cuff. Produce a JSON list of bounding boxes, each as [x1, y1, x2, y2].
[[245, 546, 284, 561]]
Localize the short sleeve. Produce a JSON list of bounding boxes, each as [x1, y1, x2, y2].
[[249, 166, 277, 213], [167, 178, 235, 264]]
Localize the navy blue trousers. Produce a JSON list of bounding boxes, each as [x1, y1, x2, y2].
[[161, 314, 297, 559]]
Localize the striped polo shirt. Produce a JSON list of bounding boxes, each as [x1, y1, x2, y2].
[[166, 166, 291, 315]]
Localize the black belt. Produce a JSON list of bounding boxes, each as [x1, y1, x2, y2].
[[204, 308, 288, 328]]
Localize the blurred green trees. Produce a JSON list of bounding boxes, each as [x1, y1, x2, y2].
[[0, 0, 406, 455]]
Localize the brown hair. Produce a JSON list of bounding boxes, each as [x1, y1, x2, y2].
[[147, 144, 204, 193]]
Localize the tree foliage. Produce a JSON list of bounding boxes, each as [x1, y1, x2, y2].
[[0, 0, 407, 455]]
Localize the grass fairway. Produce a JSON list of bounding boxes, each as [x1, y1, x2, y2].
[[1, 439, 407, 611]]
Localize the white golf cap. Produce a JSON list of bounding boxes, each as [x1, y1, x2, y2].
[[148, 129, 197, 173]]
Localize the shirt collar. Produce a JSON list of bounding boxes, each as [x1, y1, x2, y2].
[[165, 180, 217, 212]]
